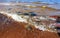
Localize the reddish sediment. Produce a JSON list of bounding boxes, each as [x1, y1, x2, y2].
[[0, 13, 60, 38]]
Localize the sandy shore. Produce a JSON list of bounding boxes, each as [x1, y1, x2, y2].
[[0, 12, 60, 38]]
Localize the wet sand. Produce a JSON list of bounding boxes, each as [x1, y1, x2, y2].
[[0, 13, 60, 38]]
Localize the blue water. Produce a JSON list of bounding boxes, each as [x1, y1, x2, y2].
[[0, 0, 60, 4]]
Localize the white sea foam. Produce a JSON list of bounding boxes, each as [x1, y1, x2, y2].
[[0, 11, 27, 23]]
